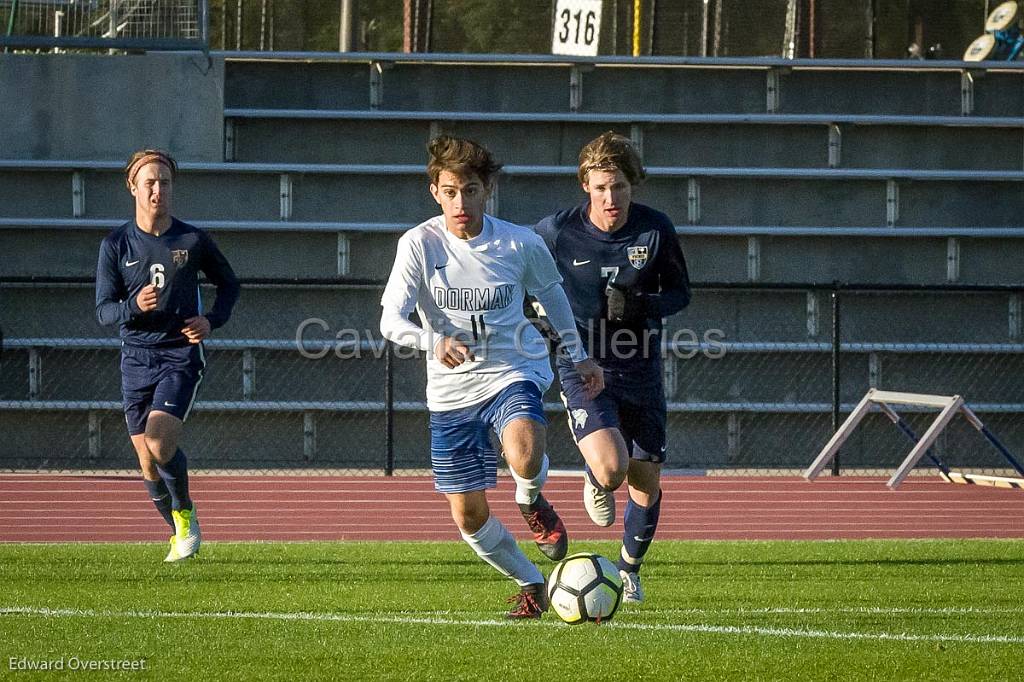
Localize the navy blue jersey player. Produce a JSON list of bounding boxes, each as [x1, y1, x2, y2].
[[534, 132, 691, 603], [95, 149, 239, 562]]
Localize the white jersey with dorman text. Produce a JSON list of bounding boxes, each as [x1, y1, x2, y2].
[[380, 215, 568, 412]]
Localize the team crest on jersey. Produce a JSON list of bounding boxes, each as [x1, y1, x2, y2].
[[627, 246, 649, 270], [571, 409, 589, 430], [171, 249, 189, 266]]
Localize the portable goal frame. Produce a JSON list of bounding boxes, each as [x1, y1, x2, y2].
[[804, 389, 1024, 489]]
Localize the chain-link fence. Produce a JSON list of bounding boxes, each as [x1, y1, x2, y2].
[[204, 0, 997, 61], [0, 0, 206, 50], [2, 279, 1021, 478]]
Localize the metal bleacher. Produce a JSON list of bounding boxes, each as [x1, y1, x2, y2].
[[2, 53, 1023, 470]]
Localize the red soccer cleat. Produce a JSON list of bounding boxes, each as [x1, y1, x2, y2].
[[506, 582, 549, 619], [518, 494, 568, 561]]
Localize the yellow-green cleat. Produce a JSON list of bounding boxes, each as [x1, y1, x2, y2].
[[163, 534, 181, 562], [164, 507, 201, 562]]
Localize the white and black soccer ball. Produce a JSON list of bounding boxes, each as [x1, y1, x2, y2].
[[546, 552, 623, 624]]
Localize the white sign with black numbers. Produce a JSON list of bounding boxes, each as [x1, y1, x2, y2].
[[551, 0, 602, 57]]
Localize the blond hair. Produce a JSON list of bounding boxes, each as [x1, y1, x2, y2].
[[124, 149, 177, 189], [577, 131, 646, 186]]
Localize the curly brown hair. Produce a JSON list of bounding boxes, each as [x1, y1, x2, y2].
[[427, 135, 503, 187], [577, 131, 646, 186]]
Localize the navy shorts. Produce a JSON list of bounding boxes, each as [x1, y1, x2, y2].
[[428, 380, 547, 494], [120, 344, 206, 436], [559, 368, 667, 463]]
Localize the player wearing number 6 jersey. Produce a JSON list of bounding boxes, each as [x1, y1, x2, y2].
[[380, 136, 604, 619], [95, 149, 239, 562], [534, 132, 691, 604]]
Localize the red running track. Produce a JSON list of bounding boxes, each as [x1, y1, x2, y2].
[[1, 474, 1023, 543]]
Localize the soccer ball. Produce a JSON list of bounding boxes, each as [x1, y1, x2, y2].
[[546, 552, 623, 624]]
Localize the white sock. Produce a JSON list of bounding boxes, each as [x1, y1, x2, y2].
[[509, 453, 549, 506], [461, 515, 544, 587]]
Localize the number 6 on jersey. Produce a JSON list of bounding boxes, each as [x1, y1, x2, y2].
[[551, 0, 602, 57]]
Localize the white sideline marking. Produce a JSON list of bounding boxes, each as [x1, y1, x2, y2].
[[644, 606, 1024, 616], [1, 606, 1021, 644]]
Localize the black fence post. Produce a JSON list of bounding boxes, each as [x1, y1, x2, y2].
[[831, 281, 842, 476], [384, 339, 395, 476]]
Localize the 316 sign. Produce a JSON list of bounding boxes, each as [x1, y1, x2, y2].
[[551, 0, 602, 57]]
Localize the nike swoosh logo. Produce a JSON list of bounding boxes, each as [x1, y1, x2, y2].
[[572, 259, 591, 266], [163, 402, 177, 407], [435, 264, 447, 270], [125, 260, 140, 267], [633, 536, 653, 543]]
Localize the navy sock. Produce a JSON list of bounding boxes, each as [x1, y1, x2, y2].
[[143, 478, 175, 530], [156, 449, 193, 511], [617, 489, 662, 575]]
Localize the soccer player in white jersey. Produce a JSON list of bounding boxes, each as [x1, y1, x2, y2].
[[380, 136, 604, 618]]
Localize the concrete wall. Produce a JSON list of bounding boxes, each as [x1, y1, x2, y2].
[[0, 53, 224, 161]]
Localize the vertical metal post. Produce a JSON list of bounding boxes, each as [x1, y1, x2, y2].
[[766, 68, 781, 113], [727, 413, 740, 463], [54, 10, 64, 54], [808, 0, 816, 57], [385, 340, 395, 476], [28, 348, 41, 401], [686, 177, 700, 224], [88, 411, 101, 459], [279, 174, 292, 221], [806, 291, 819, 339], [1010, 293, 1021, 340], [235, 0, 243, 51], [886, 179, 899, 227], [72, 172, 85, 217], [242, 348, 255, 400], [827, 124, 842, 168], [864, 0, 874, 59], [569, 65, 583, 113], [700, 0, 709, 57], [339, 0, 358, 52], [831, 283, 842, 476], [221, 0, 228, 50], [632, 0, 642, 57], [260, 0, 267, 50], [337, 233, 351, 276], [612, 0, 619, 54], [224, 119, 236, 162], [961, 71, 975, 116], [303, 412, 316, 461], [746, 236, 761, 282]]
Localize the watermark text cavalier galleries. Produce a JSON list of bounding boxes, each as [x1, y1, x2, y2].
[[9, 656, 146, 672], [295, 318, 726, 361]]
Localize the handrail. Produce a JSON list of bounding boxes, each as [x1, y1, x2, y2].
[[224, 109, 1024, 128], [219, 50, 1024, 73], [2, 218, 1022, 239], [3, 159, 1023, 182], [2, 399, 1022, 414], [6, 338, 1024, 354]]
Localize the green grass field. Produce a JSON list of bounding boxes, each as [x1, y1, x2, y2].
[[2, 539, 1022, 680]]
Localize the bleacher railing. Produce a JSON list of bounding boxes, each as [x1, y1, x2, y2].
[[1, 277, 1021, 477]]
